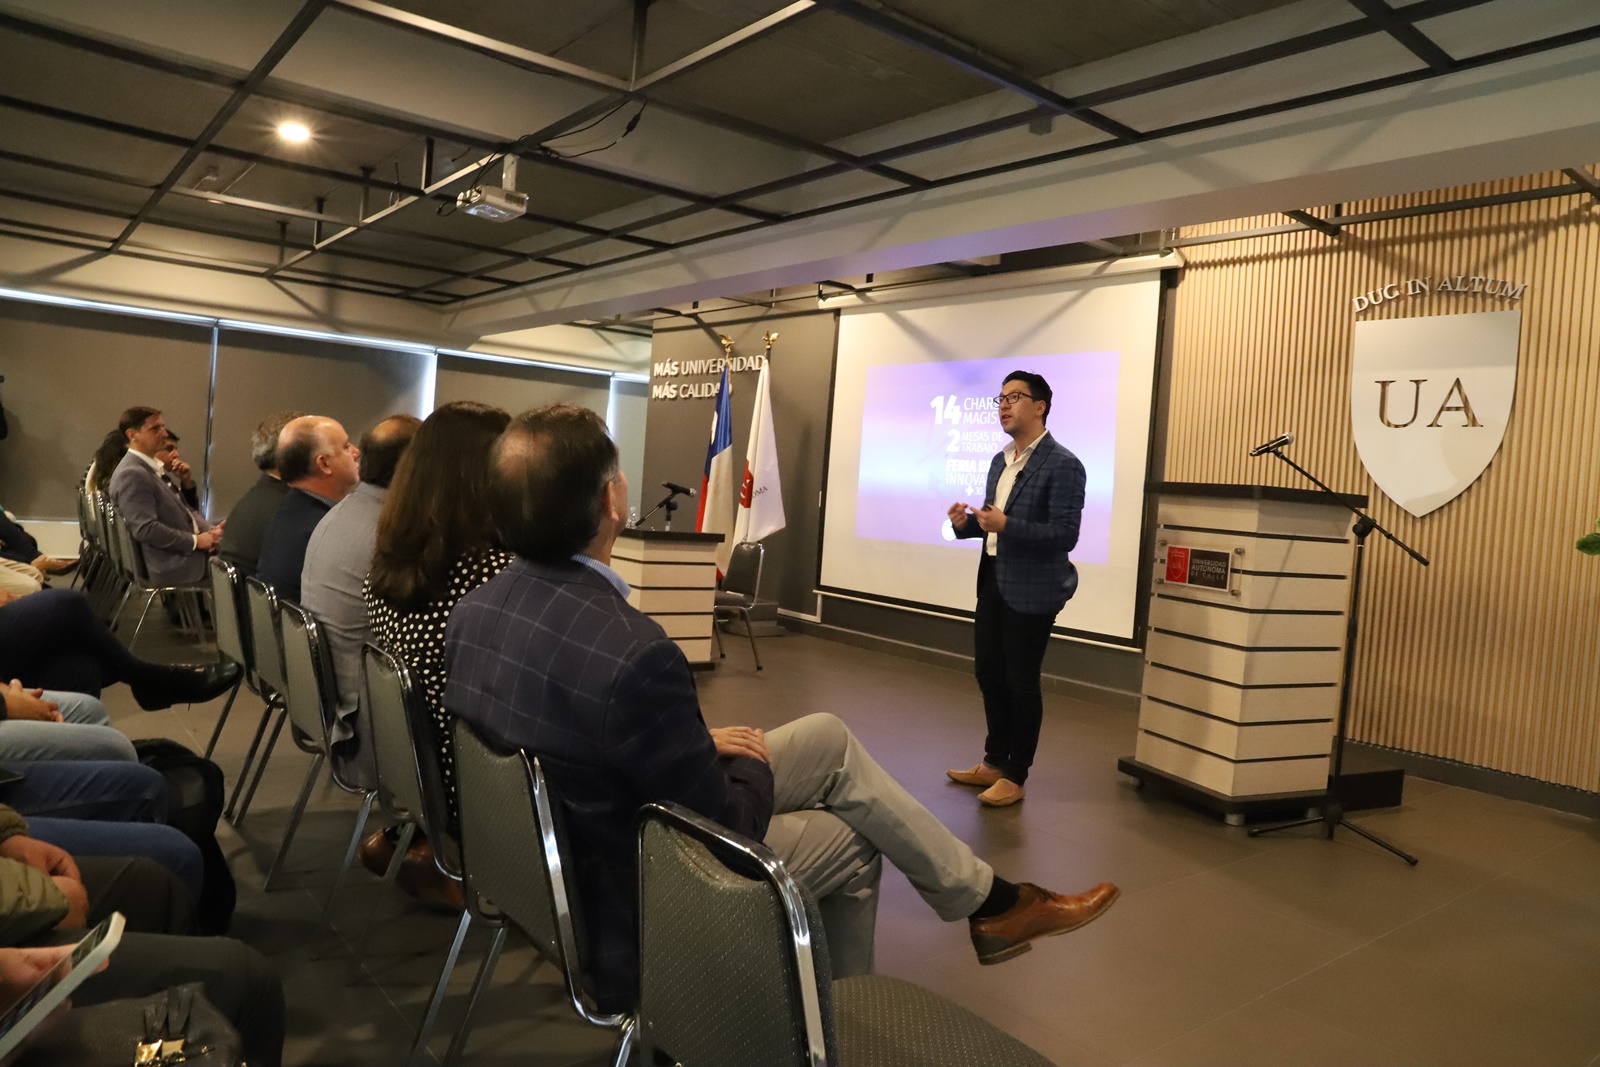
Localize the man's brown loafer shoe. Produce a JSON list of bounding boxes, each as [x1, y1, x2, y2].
[[969, 881, 1120, 965], [947, 762, 1003, 787], [979, 779, 1026, 806]]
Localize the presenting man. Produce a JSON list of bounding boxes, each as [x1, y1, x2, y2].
[[108, 407, 220, 585], [946, 371, 1085, 807], [446, 405, 1116, 1014]]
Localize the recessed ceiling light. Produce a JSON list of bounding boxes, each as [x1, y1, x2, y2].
[[277, 121, 311, 143]]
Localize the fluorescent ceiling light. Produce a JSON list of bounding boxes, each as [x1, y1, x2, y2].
[[0, 286, 216, 325]]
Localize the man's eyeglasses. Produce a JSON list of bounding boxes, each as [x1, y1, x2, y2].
[[993, 392, 1035, 406]]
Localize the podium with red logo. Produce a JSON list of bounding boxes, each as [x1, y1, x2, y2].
[[1119, 482, 1367, 824]]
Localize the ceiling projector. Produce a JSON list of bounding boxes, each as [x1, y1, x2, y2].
[[457, 184, 527, 222]]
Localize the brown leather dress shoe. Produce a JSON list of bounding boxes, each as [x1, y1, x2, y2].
[[969, 881, 1120, 965], [947, 762, 1003, 787], [978, 779, 1025, 806], [357, 829, 396, 878]]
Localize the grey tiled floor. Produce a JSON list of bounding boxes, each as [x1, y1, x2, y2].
[[111, 624, 1600, 1066]]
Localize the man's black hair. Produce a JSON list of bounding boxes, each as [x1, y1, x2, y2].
[[1002, 370, 1051, 424]]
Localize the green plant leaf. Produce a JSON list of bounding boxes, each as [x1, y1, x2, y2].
[[1578, 531, 1600, 555]]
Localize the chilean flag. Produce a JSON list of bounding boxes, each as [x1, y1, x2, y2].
[[696, 368, 735, 573]]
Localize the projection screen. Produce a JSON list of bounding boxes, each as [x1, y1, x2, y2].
[[820, 272, 1161, 643]]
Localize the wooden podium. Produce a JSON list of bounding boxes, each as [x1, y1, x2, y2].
[[1118, 482, 1365, 823], [611, 529, 723, 668]]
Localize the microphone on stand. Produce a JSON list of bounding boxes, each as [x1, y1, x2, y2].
[[661, 481, 697, 497], [1248, 432, 1295, 457]]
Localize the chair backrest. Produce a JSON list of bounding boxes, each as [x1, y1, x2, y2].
[[208, 557, 250, 670], [452, 720, 623, 1030], [108, 502, 155, 584], [721, 541, 764, 603], [360, 643, 430, 829], [277, 601, 339, 756], [92, 493, 113, 560], [636, 802, 834, 1067], [243, 577, 286, 695]]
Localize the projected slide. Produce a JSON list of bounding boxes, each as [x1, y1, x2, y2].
[[820, 272, 1161, 643], [854, 352, 1117, 565]]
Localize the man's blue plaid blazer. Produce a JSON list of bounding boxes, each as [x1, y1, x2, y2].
[[954, 432, 1086, 616], [443, 557, 774, 1012]]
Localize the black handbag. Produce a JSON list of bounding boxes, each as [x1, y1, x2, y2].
[[15, 983, 244, 1066]]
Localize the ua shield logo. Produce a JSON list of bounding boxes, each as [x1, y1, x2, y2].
[[1351, 310, 1520, 518]]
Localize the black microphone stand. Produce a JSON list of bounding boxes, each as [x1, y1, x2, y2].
[[636, 489, 683, 531], [1246, 442, 1426, 866]]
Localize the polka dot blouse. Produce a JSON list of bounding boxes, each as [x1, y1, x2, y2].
[[364, 548, 515, 824]]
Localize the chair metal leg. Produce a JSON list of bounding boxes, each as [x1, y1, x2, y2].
[[323, 790, 377, 923], [741, 608, 762, 670], [231, 706, 287, 827], [264, 752, 325, 891], [443, 921, 508, 1066], [126, 590, 158, 652], [349, 821, 416, 968], [406, 909, 474, 1067], [108, 583, 134, 632], [610, 1017, 638, 1067], [203, 677, 243, 760], [224, 701, 279, 822], [713, 616, 725, 659]]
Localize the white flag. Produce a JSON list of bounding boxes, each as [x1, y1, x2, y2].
[[734, 360, 785, 544]]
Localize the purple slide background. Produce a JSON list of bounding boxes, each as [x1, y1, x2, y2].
[[854, 352, 1118, 564]]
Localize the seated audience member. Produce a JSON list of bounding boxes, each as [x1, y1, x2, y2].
[[0, 807, 284, 1067], [0, 587, 239, 703], [107, 407, 220, 585], [0, 559, 41, 599], [361, 402, 511, 893], [256, 416, 360, 603], [301, 414, 419, 789], [153, 431, 200, 511], [0, 681, 137, 763], [0, 510, 73, 578], [446, 405, 1121, 1013], [84, 428, 127, 495], [219, 410, 303, 578]]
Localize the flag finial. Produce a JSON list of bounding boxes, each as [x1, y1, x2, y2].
[[718, 334, 735, 357]]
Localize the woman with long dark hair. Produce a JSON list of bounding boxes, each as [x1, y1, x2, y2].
[[362, 402, 512, 892]]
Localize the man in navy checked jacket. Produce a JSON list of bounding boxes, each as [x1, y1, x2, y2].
[[445, 405, 1117, 1015], [947, 371, 1086, 807]]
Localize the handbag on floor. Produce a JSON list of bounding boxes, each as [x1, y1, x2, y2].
[[133, 738, 237, 935], [15, 982, 244, 1065]]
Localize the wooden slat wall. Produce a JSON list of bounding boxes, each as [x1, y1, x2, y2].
[[1164, 169, 1600, 791]]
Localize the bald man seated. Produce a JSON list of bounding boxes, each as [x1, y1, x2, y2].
[[256, 416, 360, 603]]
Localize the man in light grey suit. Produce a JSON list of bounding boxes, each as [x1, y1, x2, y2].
[[301, 413, 419, 788], [108, 406, 221, 585]]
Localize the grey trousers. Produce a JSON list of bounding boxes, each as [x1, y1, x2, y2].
[[762, 713, 992, 978]]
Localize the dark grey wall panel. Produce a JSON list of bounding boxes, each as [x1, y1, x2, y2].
[[209, 331, 429, 520], [0, 302, 212, 519], [644, 310, 837, 614], [609, 377, 648, 515], [433, 355, 611, 416]]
